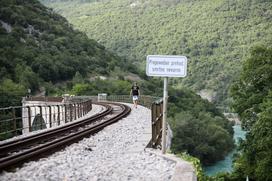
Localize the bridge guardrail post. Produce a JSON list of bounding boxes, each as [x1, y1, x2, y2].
[[12, 107, 17, 136], [82, 102, 85, 116], [87, 100, 90, 112], [39, 106, 43, 130], [81, 102, 84, 116], [53, 106, 56, 126], [159, 101, 163, 146], [57, 105, 60, 126], [77, 103, 80, 119], [48, 106, 52, 128], [64, 104, 67, 123], [73, 103, 77, 120], [90, 100, 92, 111], [156, 103, 160, 146], [85, 102, 88, 115], [69, 104, 73, 122], [83, 102, 85, 115], [27, 106, 32, 132], [79, 102, 82, 117]]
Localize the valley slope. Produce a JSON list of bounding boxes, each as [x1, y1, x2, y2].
[[41, 0, 272, 106], [0, 0, 129, 106]]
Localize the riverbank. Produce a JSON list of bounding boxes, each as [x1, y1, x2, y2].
[[204, 124, 246, 176]]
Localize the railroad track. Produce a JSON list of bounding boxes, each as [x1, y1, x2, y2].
[[0, 102, 131, 171]]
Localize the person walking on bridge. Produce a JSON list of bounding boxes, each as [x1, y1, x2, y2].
[[130, 82, 140, 108]]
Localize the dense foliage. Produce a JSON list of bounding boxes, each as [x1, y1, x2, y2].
[[41, 0, 272, 106], [230, 46, 272, 180], [0, 0, 130, 107], [70, 79, 132, 95], [231, 46, 272, 131], [168, 87, 234, 165]]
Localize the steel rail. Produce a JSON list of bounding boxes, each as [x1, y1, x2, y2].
[[0, 102, 130, 171]]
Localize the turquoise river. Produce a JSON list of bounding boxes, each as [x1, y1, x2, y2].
[[204, 125, 246, 176]]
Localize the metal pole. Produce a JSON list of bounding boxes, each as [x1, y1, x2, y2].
[[162, 77, 168, 154], [48, 106, 52, 128], [70, 104, 73, 122], [64, 105, 67, 123], [12, 108, 17, 136], [57, 105, 60, 126], [74, 104, 76, 120], [151, 103, 155, 147], [28, 106, 32, 132], [39, 106, 43, 130]]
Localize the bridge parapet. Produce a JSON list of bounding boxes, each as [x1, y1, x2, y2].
[[1, 95, 163, 148], [0, 97, 92, 141]]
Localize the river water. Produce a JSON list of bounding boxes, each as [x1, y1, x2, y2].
[[204, 125, 246, 176]]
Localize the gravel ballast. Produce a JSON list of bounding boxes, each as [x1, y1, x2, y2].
[[0, 104, 176, 181]]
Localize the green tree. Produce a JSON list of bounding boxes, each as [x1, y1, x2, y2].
[[231, 46, 272, 130], [167, 87, 234, 165], [170, 111, 234, 165], [72, 71, 84, 84], [231, 46, 272, 180], [0, 79, 26, 107]]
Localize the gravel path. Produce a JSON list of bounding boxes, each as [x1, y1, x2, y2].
[[0, 104, 175, 181]]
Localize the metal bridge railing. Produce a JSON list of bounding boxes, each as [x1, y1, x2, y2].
[[24, 97, 64, 102], [150, 100, 163, 148], [77, 95, 161, 108], [1, 94, 164, 149], [107, 95, 160, 109], [0, 99, 92, 141]]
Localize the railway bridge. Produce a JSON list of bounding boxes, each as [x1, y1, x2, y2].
[[0, 95, 196, 181]]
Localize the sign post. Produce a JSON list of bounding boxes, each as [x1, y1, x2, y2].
[[162, 77, 168, 154], [146, 55, 187, 154]]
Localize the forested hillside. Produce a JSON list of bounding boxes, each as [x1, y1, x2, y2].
[[41, 0, 272, 106], [0, 0, 129, 107], [0, 0, 234, 167]]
